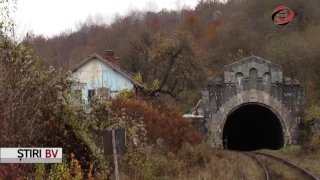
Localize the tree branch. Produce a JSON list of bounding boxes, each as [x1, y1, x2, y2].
[[147, 48, 182, 96]]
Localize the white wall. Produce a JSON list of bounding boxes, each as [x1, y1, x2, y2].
[[72, 58, 134, 101]]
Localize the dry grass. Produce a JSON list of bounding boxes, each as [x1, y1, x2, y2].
[[178, 145, 265, 180], [259, 146, 320, 177], [113, 143, 266, 179], [107, 143, 317, 179], [256, 154, 309, 180]]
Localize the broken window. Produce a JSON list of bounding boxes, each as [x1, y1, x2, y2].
[[88, 89, 96, 101]]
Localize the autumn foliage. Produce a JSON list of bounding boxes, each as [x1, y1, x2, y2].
[[110, 96, 203, 151], [0, 164, 34, 179]]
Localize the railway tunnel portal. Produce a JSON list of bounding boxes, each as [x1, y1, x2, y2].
[[198, 56, 305, 150]]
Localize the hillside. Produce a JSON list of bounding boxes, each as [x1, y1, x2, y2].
[[30, 0, 320, 105], [0, 0, 320, 179]]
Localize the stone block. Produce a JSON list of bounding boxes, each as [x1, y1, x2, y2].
[[202, 56, 304, 147]]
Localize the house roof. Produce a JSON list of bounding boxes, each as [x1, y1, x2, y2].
[[71, 53, 148, 90]]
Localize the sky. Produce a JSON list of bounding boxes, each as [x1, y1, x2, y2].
[[13, 0, 198, 38]]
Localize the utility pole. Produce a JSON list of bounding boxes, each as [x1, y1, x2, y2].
[[112, 130, 120, 180]]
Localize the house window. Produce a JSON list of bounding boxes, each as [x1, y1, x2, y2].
[[97, 87, 110, 100], [88, 89, 96, 100]]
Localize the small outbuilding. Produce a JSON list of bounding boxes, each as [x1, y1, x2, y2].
[[71, 50, 148, 102]]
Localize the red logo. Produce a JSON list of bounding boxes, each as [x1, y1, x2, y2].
[[272, 6, 294, 25]]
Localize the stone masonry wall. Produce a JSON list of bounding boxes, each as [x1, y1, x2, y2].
[[201, 56, 305, 148]]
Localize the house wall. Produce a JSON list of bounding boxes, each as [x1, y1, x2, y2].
[[72, 58, 134, 102]]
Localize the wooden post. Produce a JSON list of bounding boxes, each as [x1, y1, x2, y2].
[[112, 130, 120, 180]]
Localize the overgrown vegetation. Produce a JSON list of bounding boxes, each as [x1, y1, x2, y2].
[[1, 0, 320, 179]]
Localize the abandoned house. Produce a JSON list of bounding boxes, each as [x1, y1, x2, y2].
[[71, 50, 147, 103]]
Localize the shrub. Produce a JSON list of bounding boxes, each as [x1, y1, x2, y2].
[[110, 96, 203, 152], [33, 153, 93, 180], [178, 143, 212, 169], [0, 164, 34, 179]]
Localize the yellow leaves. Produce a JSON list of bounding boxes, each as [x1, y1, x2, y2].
[[152, 79, 160, 90], [69, 153, 83, 179], [152, 36, 176, 56], [129, 127, 136, 136], [237, 49, 245, 59], [106, 100, 112, 106], [48, 158, 70, 180], [47, 153, 94, 180], [35, 164, 45, 180], [87, 164, 94, 180], [134, 72, 143, 83], [305, 105, 320, 121], [118, 89, 134, 99]]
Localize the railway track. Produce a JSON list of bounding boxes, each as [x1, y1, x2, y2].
[[242, 152, 319, 180], [243, 152, 270, 180]]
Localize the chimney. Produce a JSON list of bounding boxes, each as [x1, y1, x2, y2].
[[105, 50, 115, 63], [114, 57, 120, 68]]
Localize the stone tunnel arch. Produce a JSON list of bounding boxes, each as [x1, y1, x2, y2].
[[208, 90, 294, 149], [201, 56, 304, 149], [222, 102, 286, 151]]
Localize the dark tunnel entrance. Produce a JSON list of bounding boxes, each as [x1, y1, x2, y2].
[[222, 104, 284, 151]]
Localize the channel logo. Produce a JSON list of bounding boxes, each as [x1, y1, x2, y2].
[[272, 6, 294, 25]]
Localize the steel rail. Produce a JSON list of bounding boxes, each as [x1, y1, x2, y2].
[[242, 152, 270, 180], [254, 152, 319, 180]]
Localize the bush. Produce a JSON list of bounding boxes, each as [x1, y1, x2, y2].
[[301, 128, 320, 154], [178, 143, 212, 169], [0, 164, 35, 179], [110, 95, 203, 152], [33, 154, 94, 180], [301, 106, 320, 153]]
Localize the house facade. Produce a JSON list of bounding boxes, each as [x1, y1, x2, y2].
[[71, 50, 146, 102]]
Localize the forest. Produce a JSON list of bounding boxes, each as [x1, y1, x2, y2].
[[0, 0, 319, 179], [30, 0, 320, 106]]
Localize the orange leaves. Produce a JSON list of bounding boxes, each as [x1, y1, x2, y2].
[[88, 38, 95, 46], [205, 20, 222, 41], [182, 13, 201, 36], [110, 97, 203, 151], [69, 153, 83, 178], [150, 16, 160, 32], [145, 13, 160, 32], [206, 24, 217, 40]]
